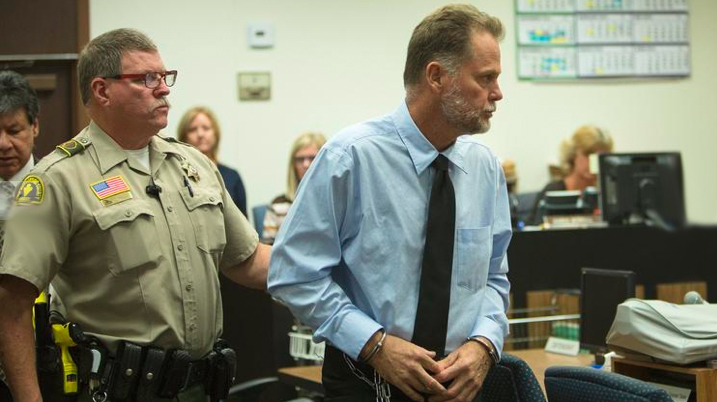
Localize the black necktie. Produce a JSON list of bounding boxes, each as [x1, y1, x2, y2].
[[412, 154, 456, 357]]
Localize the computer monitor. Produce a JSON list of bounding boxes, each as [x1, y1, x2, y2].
[[598, 152, 685, 229], [580, 268, 635, 354]]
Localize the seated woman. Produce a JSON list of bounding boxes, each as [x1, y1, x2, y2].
[[262, 132, 326, 243], [529, 125, 614, 225], [177, 106, 248, 216]]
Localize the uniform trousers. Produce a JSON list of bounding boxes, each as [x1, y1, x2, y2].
[[0, 380, 12, 402]]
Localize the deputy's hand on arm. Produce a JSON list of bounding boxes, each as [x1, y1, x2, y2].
[[222, 243, 271, 290], [0, 275, 43, 402], [365, 332, 447, 402], [428, 339, 493, 402]]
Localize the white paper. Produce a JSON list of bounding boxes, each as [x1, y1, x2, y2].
[[545, 336, 581, 356], [647, 382, 691, 402]]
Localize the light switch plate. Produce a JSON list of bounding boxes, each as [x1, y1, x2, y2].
[[237, 72, 271, 101], [247, 23, 275, 48]]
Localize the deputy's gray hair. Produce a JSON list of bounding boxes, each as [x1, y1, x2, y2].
[[0, 70, 40, 124], [78, 28, 157, 105]]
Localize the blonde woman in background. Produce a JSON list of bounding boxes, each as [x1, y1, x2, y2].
[[177, 106, 248, 216], [529, 125, 614, 225], [262, 132, 326, 243]]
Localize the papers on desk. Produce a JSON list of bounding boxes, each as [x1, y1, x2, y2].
[[545, 336, 581, 356], [543, 214, 607, 230], [647, 382, 691, 402]]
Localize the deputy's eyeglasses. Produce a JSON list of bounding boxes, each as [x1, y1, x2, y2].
[[104, 70, 177, 88]]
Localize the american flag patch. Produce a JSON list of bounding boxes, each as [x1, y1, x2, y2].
[[90, 176, 130, 200]]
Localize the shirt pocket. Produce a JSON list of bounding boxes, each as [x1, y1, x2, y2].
[[93, 199, 161, 276], [455, 226, 492, 292], [180, 187, 227, 254]]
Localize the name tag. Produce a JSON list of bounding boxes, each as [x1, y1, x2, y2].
[[545, 336, 580, 356]]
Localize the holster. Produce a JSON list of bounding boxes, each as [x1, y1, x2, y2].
[[36, 344, 65, 402], [156, 349, 191, 398], [205, 343, 237, 402]]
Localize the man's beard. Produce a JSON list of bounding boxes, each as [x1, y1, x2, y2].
[[440, 83, 494, 134]]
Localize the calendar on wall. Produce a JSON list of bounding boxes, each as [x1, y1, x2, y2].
[[515, 0, 690, 79]]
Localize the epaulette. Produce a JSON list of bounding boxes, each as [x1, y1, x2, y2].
[[56, 137, 91, 157], [33, 137, 92, 174], [159, 135, 193, 147]]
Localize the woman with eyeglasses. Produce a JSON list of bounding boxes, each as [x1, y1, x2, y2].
[[177, 106, 248, 216], [262, 132, 326, 243]]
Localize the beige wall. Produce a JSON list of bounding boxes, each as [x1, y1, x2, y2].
[[91, 0, 717, 223]]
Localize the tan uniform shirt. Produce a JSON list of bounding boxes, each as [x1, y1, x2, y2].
[[0, 122, 258, 358]]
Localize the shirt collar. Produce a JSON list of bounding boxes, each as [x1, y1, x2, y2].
[[88, 121, 181, 175], [391, 100, 467, 175], [88, 121, 130, 174], [5, 157, 35, 183]]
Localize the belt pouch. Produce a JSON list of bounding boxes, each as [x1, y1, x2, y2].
[[206, 347, 235, 402], [219, 348, 237, 388], [135, 347, 166, 402], [157, 350, 191, 398], [205, 351, 224, 402], [109, 341, 143, 401]]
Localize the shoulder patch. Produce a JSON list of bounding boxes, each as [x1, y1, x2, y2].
[[57, 138, 90, 157], [15, 175, 45, 205]]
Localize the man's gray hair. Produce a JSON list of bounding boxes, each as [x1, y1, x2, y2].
[[403, 4, 504, 91], [0, 70, 40, 124], [78, 28, 157, 105]]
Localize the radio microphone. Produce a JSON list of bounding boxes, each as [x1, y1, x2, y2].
[[683, 291, 708, 305], [145, 183, 162, 197]]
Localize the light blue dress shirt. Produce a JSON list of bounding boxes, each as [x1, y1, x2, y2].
[[268, 101, 512, 360]]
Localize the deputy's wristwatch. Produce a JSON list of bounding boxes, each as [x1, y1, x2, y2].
[[467, 336, 499, 365]]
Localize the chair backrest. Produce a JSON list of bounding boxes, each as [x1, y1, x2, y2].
[[515, 191, 540, 225], [252, 204, 268, 238], [479, 352, 547, 402], [544, 366, 673, 402]]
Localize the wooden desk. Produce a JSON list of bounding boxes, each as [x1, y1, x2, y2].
[[613, 357, 717, 402], [511, 349, 593, 390], [278, 365, 324, 394], [278, 349, 593, 395]]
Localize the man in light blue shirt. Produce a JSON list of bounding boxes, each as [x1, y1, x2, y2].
[[269, 5, 510, 402]]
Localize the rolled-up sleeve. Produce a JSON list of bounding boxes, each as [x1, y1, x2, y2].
[[0, 173, 70, 292]]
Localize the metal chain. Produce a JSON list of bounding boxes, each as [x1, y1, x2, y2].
[[342, 353, 391, 402]]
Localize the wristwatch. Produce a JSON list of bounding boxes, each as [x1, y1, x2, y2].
[[467, 336, 499, 365]]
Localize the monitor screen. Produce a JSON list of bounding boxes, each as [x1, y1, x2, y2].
[[598, 152, 685, 229], [580, 268, 635, 354]]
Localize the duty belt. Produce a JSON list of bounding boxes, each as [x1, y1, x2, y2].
[[41, 339, 236, 402]]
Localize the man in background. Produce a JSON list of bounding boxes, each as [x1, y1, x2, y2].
[[0, 70, 41, 402], [269, 4, 511, 402], [0, 70, 39, 248]]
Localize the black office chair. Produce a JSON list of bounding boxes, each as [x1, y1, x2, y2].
[[544, 366, 673, 402], [478, 352, 547, 402], [515, 191, 540, 225], [252, 204, 269, 239]]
